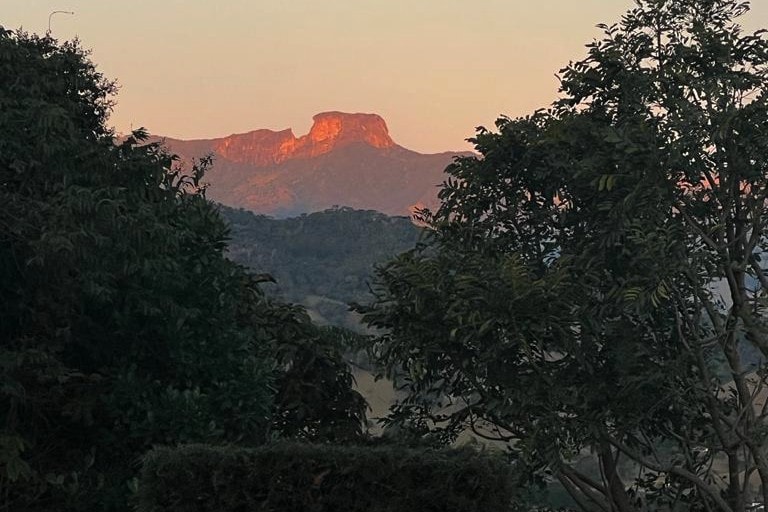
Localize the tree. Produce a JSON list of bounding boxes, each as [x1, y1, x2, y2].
[[272, 326, 368, 442], [360, 2, 768, 511], [0, 29, 365, 512]]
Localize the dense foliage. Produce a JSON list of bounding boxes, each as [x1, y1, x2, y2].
[[138, 442, 517, 512], [0, 29, 364, 511], [360, 1, 768, 511], [222, 206, 421, 329], [272, 325, 368, 442]]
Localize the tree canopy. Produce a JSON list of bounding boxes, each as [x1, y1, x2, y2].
[[361, 1, 768, 511], [0, 29, 364, 511]]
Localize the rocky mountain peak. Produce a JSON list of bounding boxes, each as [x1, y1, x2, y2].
[[306, 112, 395, 151], [157, 112, 467, 217], [213, 128, 298, 166], [210, 112, 396, 166]]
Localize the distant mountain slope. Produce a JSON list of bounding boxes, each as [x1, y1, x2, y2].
[[220, 206, 423, 329], [159, 112, 466, 217]]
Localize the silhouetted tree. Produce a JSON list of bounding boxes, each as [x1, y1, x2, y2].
[[0, 29, 364, 512], [361, 2, 768, 511]]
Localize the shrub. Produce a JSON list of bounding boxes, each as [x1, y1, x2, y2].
[[138, 442, 517, 512]]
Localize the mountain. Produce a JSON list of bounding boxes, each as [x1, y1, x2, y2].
[[220, 205, 422, 330], [158, 112, 467, 217]]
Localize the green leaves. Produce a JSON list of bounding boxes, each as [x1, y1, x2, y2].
[[362, 1, 768, 509], [0, 30, 363, 512], [597, 173, 617, 192], [0, 435, 32, 482]]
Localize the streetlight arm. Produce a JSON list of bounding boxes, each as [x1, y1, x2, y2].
[[48, 11, 74, 33]]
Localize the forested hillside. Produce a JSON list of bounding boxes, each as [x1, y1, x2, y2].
[[220, 206, 422, 329]]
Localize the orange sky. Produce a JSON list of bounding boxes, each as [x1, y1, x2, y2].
[[4, 1, 768, 153]]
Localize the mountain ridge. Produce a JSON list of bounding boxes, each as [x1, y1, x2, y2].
[[158, 112, 469, 217]]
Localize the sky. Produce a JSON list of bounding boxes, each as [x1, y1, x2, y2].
[[4, 1, 768, 153]]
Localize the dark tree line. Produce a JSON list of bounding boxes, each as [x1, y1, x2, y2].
[[221, 205, 421, 329]]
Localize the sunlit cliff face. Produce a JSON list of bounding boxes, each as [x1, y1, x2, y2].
[[212, 129, 298, 166], [213, 112, 396, 166], [158, 111, 465, 217]]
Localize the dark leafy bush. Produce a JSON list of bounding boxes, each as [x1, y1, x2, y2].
[[138, 442, 517, 512]]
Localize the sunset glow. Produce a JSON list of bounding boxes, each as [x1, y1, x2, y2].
[[4, 1, 768, 152]]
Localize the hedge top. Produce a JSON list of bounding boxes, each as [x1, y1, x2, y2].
[[138, 442, 517, 512]]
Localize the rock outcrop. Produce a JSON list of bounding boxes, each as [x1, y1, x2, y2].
[[159, 112, 467, 217], [211, 112, 396, 166]]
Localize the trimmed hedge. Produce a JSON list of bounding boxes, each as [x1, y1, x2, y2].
[[137, 442, 516, 512]]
